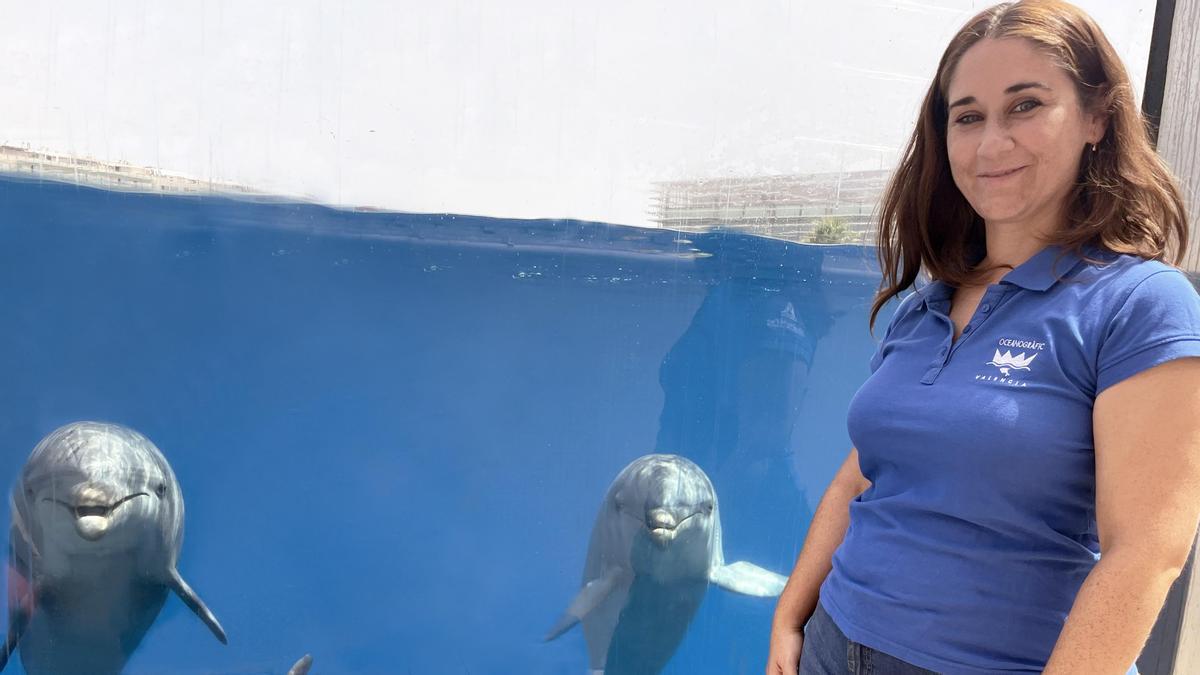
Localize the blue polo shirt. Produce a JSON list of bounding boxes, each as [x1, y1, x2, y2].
[[819, 243, 1200, 674]]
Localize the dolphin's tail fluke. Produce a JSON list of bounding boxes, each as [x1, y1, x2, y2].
[[287, 654, 314, 675], [167, 567, 228, 644]]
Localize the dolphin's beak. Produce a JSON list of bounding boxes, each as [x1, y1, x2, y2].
[[646, 508, 679, 547], [75, 509, 111, 541]]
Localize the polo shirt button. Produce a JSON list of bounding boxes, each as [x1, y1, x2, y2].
[[981, 303, 991, 312]]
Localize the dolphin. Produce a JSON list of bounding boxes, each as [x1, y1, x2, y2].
[[0, 421, 226, 675], [546, 454, 787, 675]]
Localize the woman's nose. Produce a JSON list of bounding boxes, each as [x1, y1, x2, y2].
[[977, 120, 1016, 160]]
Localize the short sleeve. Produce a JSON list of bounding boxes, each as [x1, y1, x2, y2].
[[869, 291, 919, 373], [1096, 270, 1200, 395]]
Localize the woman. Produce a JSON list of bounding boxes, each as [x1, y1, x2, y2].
[[767, 2, 1200, 674]]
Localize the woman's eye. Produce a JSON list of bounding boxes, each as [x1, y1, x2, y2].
[[1014, 99, 1041, 113], [955, 113, 982, 125]]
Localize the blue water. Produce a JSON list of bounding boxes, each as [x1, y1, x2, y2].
[[0, 176, 891, 674]]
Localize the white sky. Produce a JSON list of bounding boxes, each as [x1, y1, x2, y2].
[[0, 0, 1157, 227]]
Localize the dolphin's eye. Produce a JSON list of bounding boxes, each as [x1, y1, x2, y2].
[[155, 483, 167, 498]]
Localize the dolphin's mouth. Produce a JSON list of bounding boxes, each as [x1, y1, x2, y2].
[[47, 492, 148, 519], [44, 493, 149, 541], [645, 510, 703, 546]]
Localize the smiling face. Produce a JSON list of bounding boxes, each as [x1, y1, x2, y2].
[[27, 460, 169, 550], [612, 456, 715, 549], [608, 455, 719, 581], [15, 423, 181, 567], [945, 38, 1106, 234]]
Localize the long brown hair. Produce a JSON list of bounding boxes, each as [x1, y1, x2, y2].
[[870, 0, 1189, 333]]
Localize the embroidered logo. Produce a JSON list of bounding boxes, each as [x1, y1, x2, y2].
[[987, 349, 1038, 377], [973, 337, 1047, 387]]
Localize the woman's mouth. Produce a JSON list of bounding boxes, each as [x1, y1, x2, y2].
[[979, 166, 1027, 180]]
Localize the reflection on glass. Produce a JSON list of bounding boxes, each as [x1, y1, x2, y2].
[[656, 246, 832, 544]]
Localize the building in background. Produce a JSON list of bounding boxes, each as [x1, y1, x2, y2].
[[648, 169, 892, 245], [0, 145, 255, 196]]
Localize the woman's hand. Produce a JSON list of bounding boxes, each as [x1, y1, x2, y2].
[[766, 623, 803, 675]]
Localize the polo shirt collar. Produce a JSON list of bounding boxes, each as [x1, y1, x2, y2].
[[917, 243, 1094, 307], [998, 243, 1091, 291]]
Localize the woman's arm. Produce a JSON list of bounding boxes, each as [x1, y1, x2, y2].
[[766, 448, 871, 675], [1044, 358, 1200, 674]]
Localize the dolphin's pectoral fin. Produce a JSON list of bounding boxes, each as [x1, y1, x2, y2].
[[709, 561, 788, 597], [0, 605, 28, 673], [287, 653, 313, 675], [543, 612, 579, 642], [544, 572, 621, 642], [167, 568, 228, 644], [0, 561, 35, 672]]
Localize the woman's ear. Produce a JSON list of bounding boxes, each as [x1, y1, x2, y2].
[[1086, 112, 1109, 145]]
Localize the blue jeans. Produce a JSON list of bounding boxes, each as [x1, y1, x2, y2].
[[799, 602, 1141, 675], [800, 601, 937, 675]]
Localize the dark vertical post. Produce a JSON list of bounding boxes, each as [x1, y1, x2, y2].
[[1142, 0, 1177, 148], [1137, 3, 1191, 671]]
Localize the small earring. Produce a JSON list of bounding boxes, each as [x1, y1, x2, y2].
[[1091, 143, 1098, 154]]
